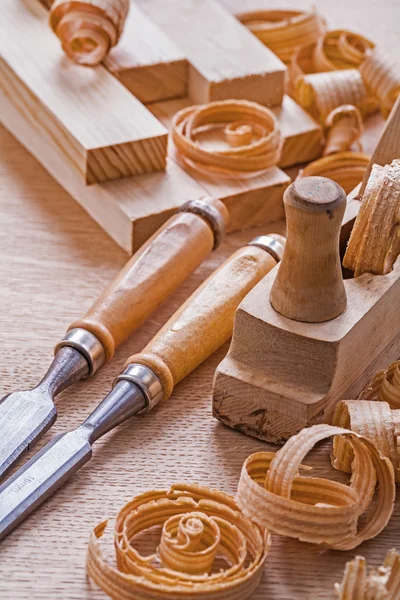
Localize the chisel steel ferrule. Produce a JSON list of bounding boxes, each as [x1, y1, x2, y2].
[[55, 328, 106, 377], [113, 364, 164, 412]]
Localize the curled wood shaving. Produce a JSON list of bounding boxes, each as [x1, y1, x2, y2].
[[343, 159, 400, 276], [360, 48, 400, 117], [295, 69, 368, 122], [287, 43, 318, 96], [237, 9, 325, 64], [298, 151, 370, 193], [314, 29, 375, 72], [332, 399, 400, 482], [49, 0, 129, 65], [335, 549, 400, 599], [171, 101, 282, 179], [360, 360, 400, 408], [324, 105, 364, 155], [86, 484, 271, 599], [236, 424, 395, 551]]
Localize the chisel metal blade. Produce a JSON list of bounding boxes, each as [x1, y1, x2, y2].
[[0, 391, 56, 479], [0, 377, 147, 541], [0, 429, 93, 540], [0, 346, 89, 480]]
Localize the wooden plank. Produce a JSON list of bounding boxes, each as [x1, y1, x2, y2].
[[1, 0, 168, 185], [136, 0, 286, 106], [0, 31, 289, 254], [148, 95, 322, 168], [41, 0, 188, 104]]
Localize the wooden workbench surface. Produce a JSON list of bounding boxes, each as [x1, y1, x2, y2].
[[0, 1, 399, 598]]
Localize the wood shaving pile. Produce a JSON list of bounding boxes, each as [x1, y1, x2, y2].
[[236, 424, 395, 551], [335, 549, 400, 599], [314, 29, 375, 72], [361, 360, 400, 407], [343, 159, 400, 276], [298, 152, 370, 194], [49, 0, 129, 65], [171, 100, 282, 179], [87, 484, 270, 599]]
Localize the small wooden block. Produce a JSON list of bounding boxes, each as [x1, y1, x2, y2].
[[104, 4, 188, 103], [148, 96, 322, 169], [213, 259, 400, 443], [1, 0, 168, 185], [136, 0, 286, 106]]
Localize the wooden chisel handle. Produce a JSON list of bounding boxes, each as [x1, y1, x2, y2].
[[67, 198, 229, 362], [126, 234, 285, 404]]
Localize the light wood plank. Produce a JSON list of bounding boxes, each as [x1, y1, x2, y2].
[[136, 0, 286, 106], [1, 0, 168, 185], [0, 43, 289, 253]]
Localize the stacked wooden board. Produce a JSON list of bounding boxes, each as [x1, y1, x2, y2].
[[0, 0, 323, 253]]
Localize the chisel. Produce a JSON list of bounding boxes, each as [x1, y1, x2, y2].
[[0, 234, 285, 541], [0, 198, 228, 478]]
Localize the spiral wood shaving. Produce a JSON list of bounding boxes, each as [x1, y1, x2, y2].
[[314, 29, 375, 72], [295, 69, 368, 122], [298, 151, 370, 194], [343, 159, 400, 276], [236, 424, 395, 551], [171, 101, 282, 179], [86, 484, 271, 600], [49, 0, 129, 65], [332, 399, 400, 482], [360, 48, 400, 118], [237, 10, 325, 65], [335, 549, 400, 599], [324, 105, 363, 155], [360, 360, 400, 408]]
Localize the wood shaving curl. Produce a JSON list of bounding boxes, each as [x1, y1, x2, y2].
[[343, 159, 400, 276], [237, 9, 325, 65], [360, 360, 400, 408], [50, 0, 129, 65], [360, 48, 400, 118], [87, 484, 270, 600], [295, 69, 368, 122], [236, 424, 395, 551], [324, 105, 364, 155], [314, 29, 375, 72], [335, 549, 400, 599], [171, 101, 282, 179], [332, 399, 400, 482], [298, 151, 370, 193]]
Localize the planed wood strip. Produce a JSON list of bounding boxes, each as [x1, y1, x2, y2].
[[1, 0, 168, 185], [136, 0, 286, 106]]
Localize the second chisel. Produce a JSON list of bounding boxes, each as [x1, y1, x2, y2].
[[0, 234, 285, 541], [0, 198, 228, 478]]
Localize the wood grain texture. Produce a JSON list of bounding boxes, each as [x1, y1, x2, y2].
[[0, 0, 168, 185], [136, 0, 286, 106], [0, 1, 399, 599]]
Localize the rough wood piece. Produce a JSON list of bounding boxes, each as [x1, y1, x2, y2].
[[136, 0, 286, 106], [270, 177, 347, 323], [213, 258, 400, 444], [148, 95, 323, 169], [0, 0, 168, 185], [104, 3, 188, 103]]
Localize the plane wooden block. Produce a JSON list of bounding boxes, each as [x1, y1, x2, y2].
[[149, 95, 323, 169], [1, 0, 168, 185], [136, 0, 286, 106]]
